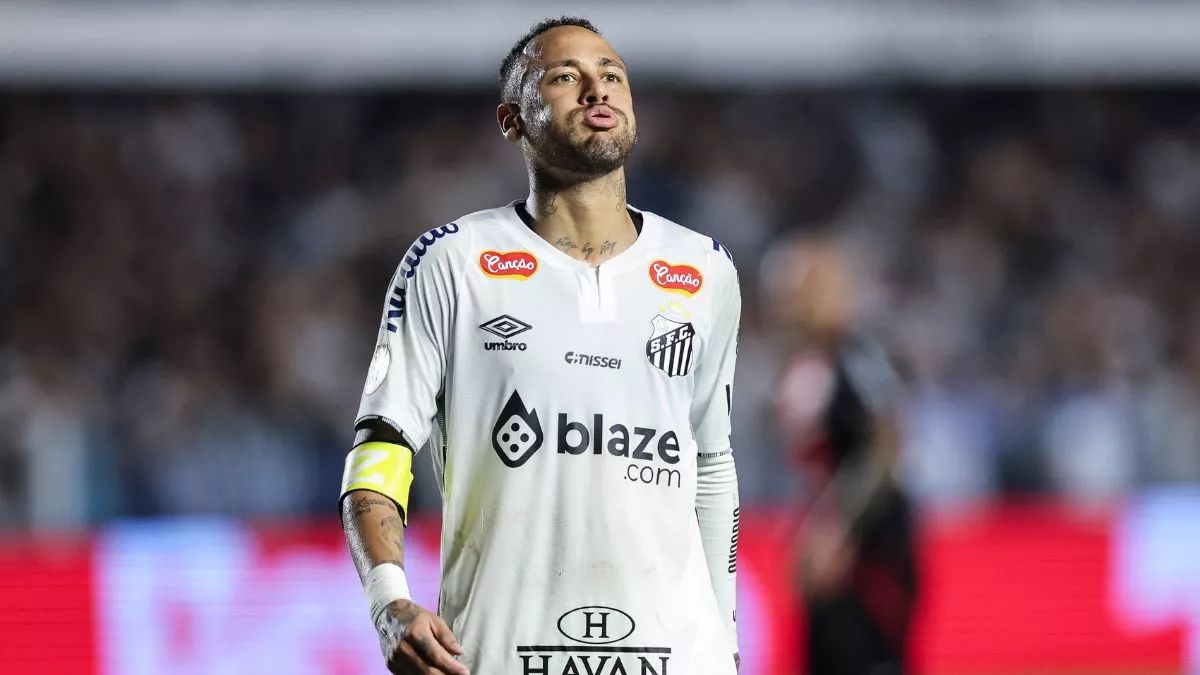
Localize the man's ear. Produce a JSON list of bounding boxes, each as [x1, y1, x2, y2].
[[497, 103, 523, 142]]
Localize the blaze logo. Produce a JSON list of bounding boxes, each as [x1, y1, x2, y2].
[[492, 391, 544, 468], [491, 391, 684, 488], [480, 250, 538, 280], [649, 260, 702, 296]]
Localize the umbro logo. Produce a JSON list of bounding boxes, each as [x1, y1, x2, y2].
[[480, 314, 532, 339], [480, 314, 532, 351]]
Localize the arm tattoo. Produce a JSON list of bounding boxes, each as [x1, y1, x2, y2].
[[378, 598, 421, 638], [342, 491, 405, 581], [380, 515, 406, 556], [388, 599, 420, 625], [352, 496, 396, 517]]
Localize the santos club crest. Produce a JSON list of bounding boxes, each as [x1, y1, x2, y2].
[[646, 315, 695, 377]]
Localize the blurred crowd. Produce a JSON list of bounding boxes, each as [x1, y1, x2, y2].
[[2, 89, 1199, 529]]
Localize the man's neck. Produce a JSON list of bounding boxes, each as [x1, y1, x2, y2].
[[525, 168, 637, 266]]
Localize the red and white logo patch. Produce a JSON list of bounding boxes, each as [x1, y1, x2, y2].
[[480, 250, 538, 280], [649, 260, 703, 296]]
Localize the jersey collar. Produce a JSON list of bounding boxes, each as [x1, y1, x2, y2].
[[504, 199, 660, 273]]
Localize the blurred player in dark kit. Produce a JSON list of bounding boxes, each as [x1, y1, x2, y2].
[[765, 235, 918, 675]]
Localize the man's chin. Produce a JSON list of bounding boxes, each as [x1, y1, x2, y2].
[[580, 136, 635, 165], [531, 128, 635, 177]]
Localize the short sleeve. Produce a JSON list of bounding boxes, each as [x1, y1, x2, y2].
[[690, 257, 742, 455], [355, 224, 460, 450]]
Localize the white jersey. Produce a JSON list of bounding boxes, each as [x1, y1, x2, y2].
[[357, 201, 741, 675]]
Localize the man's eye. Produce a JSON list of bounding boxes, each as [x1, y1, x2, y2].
[[604, 73, 622, 82], [554, 73, 576, 83]]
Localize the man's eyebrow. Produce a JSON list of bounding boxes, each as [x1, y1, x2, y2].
[[543, 57, 628, 72], [543, 58, 580, 71], [599, 57, 627, 71]]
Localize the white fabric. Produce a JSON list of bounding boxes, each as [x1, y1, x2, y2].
[[365, 562, 412, 626], [357, 202, 741, 675], [696, 450, 740, 647]]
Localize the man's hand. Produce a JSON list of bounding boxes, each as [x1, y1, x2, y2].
[[797, 517, 857, 599], [376, 599, 469, 675]]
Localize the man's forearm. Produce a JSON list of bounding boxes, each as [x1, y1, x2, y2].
[[821, 412, 901, 539], [341, 474, 468, 674], [342, 489, 407, 583], [696, 450, 740, 648], [341, 422, 414, 582]]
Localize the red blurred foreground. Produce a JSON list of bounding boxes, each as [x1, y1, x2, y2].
[[1, 495, 1196, 674]]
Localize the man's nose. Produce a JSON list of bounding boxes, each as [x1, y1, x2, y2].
[[581, 76, 609, 104]]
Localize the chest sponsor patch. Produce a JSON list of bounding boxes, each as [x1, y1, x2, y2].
[[517, 607, 672, 674], [646, 314, 695, 377], [649, 260, 703, 296], [564, 351, 622, 370], [480, 250, 538, 280]]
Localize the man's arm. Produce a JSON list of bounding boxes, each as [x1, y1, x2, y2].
[[342, 423, 411, 578], [795, 412, 900, 597], [796, 342, 905, 599], [340, 421, 468, 675], [696, 449, 740, 669], [689, 247, 743, 668], [345, 226, 463, 673]]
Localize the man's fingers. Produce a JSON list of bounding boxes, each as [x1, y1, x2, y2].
[[390, 635, 450, 675], [389, 639, 425, 675], [408, 629, 469, 675], [380, 608, 468, 675], [432, 616, 465, 655]]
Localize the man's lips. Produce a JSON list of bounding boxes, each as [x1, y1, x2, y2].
[[582, 106, 619, 130]]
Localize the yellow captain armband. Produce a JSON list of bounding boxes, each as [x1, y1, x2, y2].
[[340, 441, 415, 524]]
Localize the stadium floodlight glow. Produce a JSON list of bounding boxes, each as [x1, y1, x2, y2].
[[4, 2, 1200, 86]]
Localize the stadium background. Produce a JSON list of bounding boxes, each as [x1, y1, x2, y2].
[[3, 2, 1200, 673]]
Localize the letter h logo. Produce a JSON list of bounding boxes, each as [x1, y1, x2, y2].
[[583, 611, 610, 640]]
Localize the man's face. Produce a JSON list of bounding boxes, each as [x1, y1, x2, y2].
[[517, 26, 637, 177], [763, 241, 858, 344]]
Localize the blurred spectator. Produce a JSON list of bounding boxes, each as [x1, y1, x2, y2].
[[2, 89, 1200, 528]]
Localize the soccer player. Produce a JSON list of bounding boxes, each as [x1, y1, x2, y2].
[[767, 236, 917, 674], [339, 17, 742, 675]]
